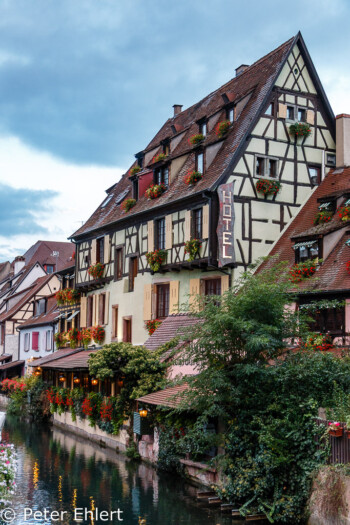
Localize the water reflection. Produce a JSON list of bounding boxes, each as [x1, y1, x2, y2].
[[1, 417, 234, 525]]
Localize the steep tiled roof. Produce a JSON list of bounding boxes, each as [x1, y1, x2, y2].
[[28, 348, 82, 367], [0, 275, 54, 322], [40, 349, 99, 370], [18, 296, 59, 329], [137, 383, 189, 408], [24, 241, 74, 271], [72, 36, 296, 238], [262, 166, 350, 292], [144, 314, 200, 351]]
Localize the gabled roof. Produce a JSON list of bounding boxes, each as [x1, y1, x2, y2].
[[72, 33, 332, 239], [40, 349, 99, 370], [144, 314, 200, 352], [18, 296, 59, 329], [262, 166, 350, 293], [28, 348, 81, 367], [23, 241, 74, 270]]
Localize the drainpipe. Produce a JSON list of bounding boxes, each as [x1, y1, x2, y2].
[[321, 149, 325, 181]]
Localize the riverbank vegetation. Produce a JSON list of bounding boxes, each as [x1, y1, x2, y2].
[[0, 444, 16, 506]]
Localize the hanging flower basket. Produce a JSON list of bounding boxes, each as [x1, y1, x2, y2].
[[184, 239, 202, 261], [121, 198, 136, 213], [289, 122, 312, 138], [188, 133, 205, 146], [88, 263, 105, 280], [289, 259, 319, 283], [145, 319, 162, 335], [129, 166, 141, 176], [152, 153, 167, 164], [328, 422, 343, 437], [184, 171, 203, 185], [215, 120, 231, 138], [256, 179, 281, 196], [338, 205, 350, 222], [145, 249, 167, 272], [313, 211, 333, 225], [91, 325, 105, 344], [145, 183, 166, 200]]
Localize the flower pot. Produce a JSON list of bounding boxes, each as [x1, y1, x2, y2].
[[329, 428, 343, 437], [345, 430, 350, 439]]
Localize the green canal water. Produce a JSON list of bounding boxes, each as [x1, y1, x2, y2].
[[1, 416, 237, 525]]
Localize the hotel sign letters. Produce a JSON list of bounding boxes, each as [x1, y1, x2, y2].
[[217, 181, 235, 267]]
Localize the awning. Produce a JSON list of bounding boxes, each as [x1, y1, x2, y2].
[[66, 311, 79, 321], [318, 202, 331, 210], [293, 240, 317, 250]]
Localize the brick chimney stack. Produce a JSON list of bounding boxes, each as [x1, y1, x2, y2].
[[14, 256, 25, 275], [235, 64, 249, 77], [173, 104, 183, 116], [336, 114, 350, 168]]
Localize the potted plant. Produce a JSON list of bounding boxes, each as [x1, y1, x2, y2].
[[88, 262, 105, 280], [91, 325, 105, 345], [129, 166, 141, 176], [215, 119, 231, 138], [184, 171, 203, 185], [152, 153, 167, 164], [328, 421, 343, 437], [145, 319, 162, 335], [188, 133, 205, 146], [145, 183, 166, 200], [67, 327, 80, 349], [289, 122, 312, 139], [55, 290, 66, 306], [256, 179, 281, 196], [313, 210, 333, 225], [302, 334, 334, 352], [145, 249, 167, 272], [289, 259, 320, 283], [121, 198, 137, 213], [54, 332, 66, 349], [184, 239, 201, 261], [80, 328, 92, 350], [338, 205, 350, 222]]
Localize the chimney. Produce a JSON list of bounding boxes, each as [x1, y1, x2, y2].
[[14, 256, 25, 275], [173, 104, 183, 116], [235, 64, 249, 77], [336, 114, 350, 168]]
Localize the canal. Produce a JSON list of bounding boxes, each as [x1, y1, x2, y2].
[[1, 416, 235, 525]]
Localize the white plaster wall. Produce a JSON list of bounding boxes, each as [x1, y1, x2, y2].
[[19, 325, 55, 364]]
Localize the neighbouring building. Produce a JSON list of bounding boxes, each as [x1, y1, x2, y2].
[[68, 32, 335, 346]]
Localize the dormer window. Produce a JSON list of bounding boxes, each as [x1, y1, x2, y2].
[[318, 200, 335, 213], [133, 179, 139, 201], [196, 152, 204, 174], [293, 240, 319, 263], [161, 139, 170, 156], [198, 120, 207, 137], [227, 107, 235, 122], [155, 166, 169, 187], [35, 298, 46, 316]]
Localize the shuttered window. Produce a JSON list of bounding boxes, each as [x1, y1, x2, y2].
[[32, 332, 39, 351], [193, 208, 202, 239], [156, 218, 165, 250], [156, 284, 170, 318]]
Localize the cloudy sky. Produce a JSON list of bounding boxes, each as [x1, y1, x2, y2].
[[0, 0, 349, 261]]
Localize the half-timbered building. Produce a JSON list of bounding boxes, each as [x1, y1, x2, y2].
[[70, 32, 336, 345]]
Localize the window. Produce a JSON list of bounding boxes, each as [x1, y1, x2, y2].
[[199, 121, 207, 137], [35, 299, 46, 316], [96, 237, 104, 264], [155, 166, 169, 187], [115, 248, 123, 280], [129, 257, 138, 292], [24, 333, 30, 352], [308, 306, 345, 336], [326, 154, 336, 167], [156, 284, 170, 318], [255, 156, 278, 179], [156, 218, 165, 250], [308, 166, 321, 186], [205, 279, 221, 297], [32, 332, 39, 351], [46, 330, 52, 351], [123, 317, 132, 343], [87, 296, 93, 327], [318, 200, 335, 212], [298, 108, 306, 122], [112, 305, 118, 340], [196, 152, 204, 174], [265, 102, 274, 116], [98, 294, 105, 325], [193, 208, 203, 239], [162, 141, 170, 156], [227, 107, 234, 122], [45, 265, 55, 274], [287, 106, 295, 120], [294, 241, 319, 263], [133, 179, 139, 200]]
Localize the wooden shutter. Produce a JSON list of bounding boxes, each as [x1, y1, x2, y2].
[[32, 332, 39, 351], [306, 110, 315, 125], [278, 103, 287, 119], [169, 281, 179, 314], [165, 215, 173, 250], [147, 221, 154, 252], [104, 291, 110, 325], [98, 294, 105, 325], [80, 296, 87, 328], [92, 294, 98, 326], [143, 284, 153, 321], [91, 239, 97, 265], [221, 275, 230, 294], [184, 211, 191, 242], [202, 204, 209, 239], [104, 235, 111, 264], [189, 278, 201, 312]]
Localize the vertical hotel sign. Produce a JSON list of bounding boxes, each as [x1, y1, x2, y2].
[[217, 181, 235, 267]]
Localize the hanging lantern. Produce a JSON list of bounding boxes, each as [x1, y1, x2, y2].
[[139, 408, 148, 418], [91, 377, 98, 386], [59, 374, 66, 383], [35, 367, 42, 376], [73, 376, 80, 384], [117, 378, 124, 388]]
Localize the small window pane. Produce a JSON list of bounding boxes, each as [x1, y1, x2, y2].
[[265, 103, 273, 116], [197, 153, 204, 174], [228, 108, 234, 122], [309, 245, 319, 259], [299, 246, 308, 262], [200, 122, 207, 136], [309, 166, 320, 186], [327, 154, 336, 166], [268, 159, 277, 178], [298, 108, 306, 122], [193, 208, 202, 239], [156, 219, 165, 250], [287, 106, 294, 120], [256, 157, 264, 176]]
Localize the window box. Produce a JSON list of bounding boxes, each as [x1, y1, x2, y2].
[[215, 120, 231, 138], [313, 211, 333, 225], [145, 183, 166, 200], [145, 249, 167, 272], [121, 198, 136, 213], [88, 263, 105, 280], [289, 259, 319, 283], [56, 288, 80, 306], [184, 171, 203, 185], [328, 423, 343, 438], [188, 133, 205, 146], [338, 205, 350, 222], [255, 179, 281, 196], [289, 122, 312, 138], [129, 166, 141, 176], [151, 153, 168, 164], [184, 239, 202, 261]]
